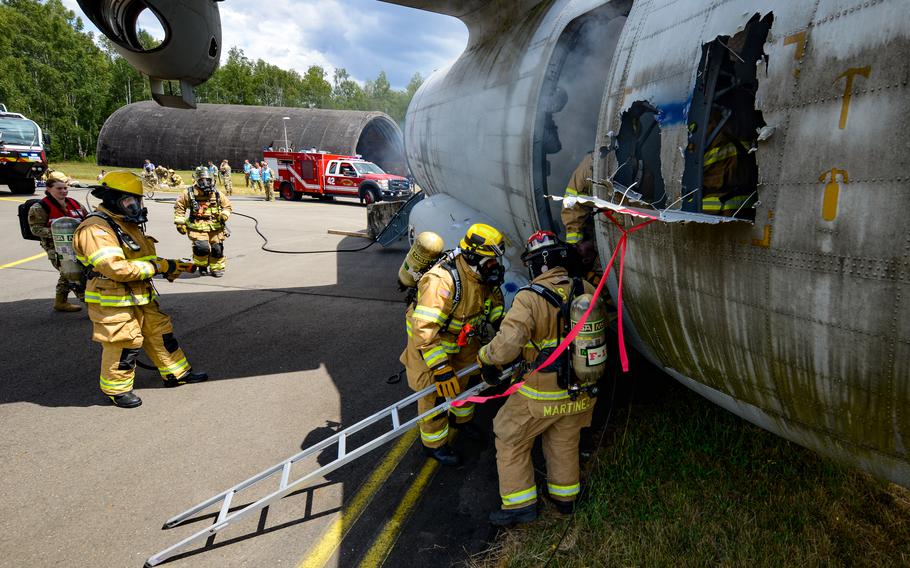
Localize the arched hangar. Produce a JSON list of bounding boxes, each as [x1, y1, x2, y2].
[[96, 101, 407, 175]]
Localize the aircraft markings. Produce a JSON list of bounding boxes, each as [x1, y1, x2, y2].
[[836, 66, 872, 129], [820, 168, 848, 222], [784, 31, 808, 78], [751, 210, 773, 249]]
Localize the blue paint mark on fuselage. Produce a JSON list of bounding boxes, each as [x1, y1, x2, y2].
[[654, 99, 692, 126]]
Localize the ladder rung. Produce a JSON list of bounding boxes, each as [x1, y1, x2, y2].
[[391, 407, 400, 430], [337, 433, 346, 459], [217, 491, 234, 524], [279, 461, 291, 490]]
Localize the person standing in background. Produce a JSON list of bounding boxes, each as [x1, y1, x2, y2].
[[249, 162, 263, 193], [243, 159, 252, 187], [260, 161, 274, 201]]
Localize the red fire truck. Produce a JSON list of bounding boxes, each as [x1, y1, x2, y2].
[[263, 150, 412, 205]]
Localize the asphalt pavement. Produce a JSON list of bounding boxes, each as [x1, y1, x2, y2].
[[0, 186, 516, 568]]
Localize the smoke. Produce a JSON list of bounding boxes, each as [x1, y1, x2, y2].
[[543, 9, 628, 231]]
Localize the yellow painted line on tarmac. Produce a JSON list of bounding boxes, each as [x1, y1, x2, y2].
[[0, 196, 27, 202], [297, 428, 419, 568], [358, 457, 440, 568], [0, 252, 46, 269]]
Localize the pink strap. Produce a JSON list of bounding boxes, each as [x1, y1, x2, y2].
[[452, 212, 654, 407]]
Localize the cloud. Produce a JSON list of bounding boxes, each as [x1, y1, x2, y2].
[[62, 0, 468, 90]]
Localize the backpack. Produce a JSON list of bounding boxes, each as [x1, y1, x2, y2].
[[18, 199, 48, 241]]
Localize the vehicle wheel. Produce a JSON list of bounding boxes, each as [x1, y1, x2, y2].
[[362, 187, 381, 206], [279, 182, 296, 201], [8, 179, 36, 195]]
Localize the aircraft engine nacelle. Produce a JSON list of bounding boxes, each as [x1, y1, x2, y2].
[[76, 0, 222, 109], [400, 0, 632, 300]]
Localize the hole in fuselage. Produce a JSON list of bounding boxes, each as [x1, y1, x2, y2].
[[681, 13, 773, 221], [613, 100, 665, 207]]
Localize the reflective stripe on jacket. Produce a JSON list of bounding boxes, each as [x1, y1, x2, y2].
[[173, 187, 233, 232], [479, 267, 596, 403], [73, 206, 159, 307], [401, 254, 504, 370], [561, 152, 594, 244]]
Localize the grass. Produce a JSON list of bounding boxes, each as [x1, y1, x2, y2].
[[473, 362, 910, 568], [49, 160, 268, 196]]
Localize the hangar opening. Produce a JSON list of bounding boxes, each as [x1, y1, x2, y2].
[[532, 0, 632, 235], [613, 100, 665, 208], [96, 102, 408, 176], [681, 13, 773, 222]]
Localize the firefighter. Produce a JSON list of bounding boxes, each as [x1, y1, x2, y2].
[[27, 171, 89, 312], [167, 169, 183, 187], [561, 151, 602, 284], [701, 102, 759, 217], [174, 167, 232, 277], [219, 160, 233, 196], [73, 172, 207, 408], [478, 231, 601, 526], [400, 224, 506, 466]]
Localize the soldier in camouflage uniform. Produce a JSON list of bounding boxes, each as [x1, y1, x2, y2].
[[219, 160, 233, 196], [28, 171, 88, 312]]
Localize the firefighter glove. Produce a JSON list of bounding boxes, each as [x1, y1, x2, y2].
[[176, 224, 187, 235], [219, 211, 230, 222], [478, 357, 503, 386], [433, 364, 461, 398], [153, 258, 177, 276]]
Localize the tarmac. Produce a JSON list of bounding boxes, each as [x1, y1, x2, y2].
[[0, 186, 513, 568]]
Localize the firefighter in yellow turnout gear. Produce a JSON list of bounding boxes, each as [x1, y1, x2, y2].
[[561, 152, 593, 246], [479, 231, 602, 526], [73, 172, 208, 408], [561, 152, 603, 284], [400, 224, 506, 466], [174, 167, 232, 277]]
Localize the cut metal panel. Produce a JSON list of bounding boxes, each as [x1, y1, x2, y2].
[[552, 194, 751, 224]]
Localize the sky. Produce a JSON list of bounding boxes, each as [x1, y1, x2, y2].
[[61, 0, 469, 90]]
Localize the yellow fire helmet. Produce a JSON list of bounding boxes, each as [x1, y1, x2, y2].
[[94, 171, 143, 197], [460, 223, 505, 258]]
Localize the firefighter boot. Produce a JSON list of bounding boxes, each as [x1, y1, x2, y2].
[[163, 370, 209, 388], [489, 504, 537, 526], [53, 292, 82, 312], [422, 444, 461, 466], [109, 391, 142, 408], [210, 270, 224, 278], [452, 420, 484, 442]]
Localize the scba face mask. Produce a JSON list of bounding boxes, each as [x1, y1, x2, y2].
[[477, 256, 505, 286], [196, 176, 214, 192], [117, 194, 148, 224]]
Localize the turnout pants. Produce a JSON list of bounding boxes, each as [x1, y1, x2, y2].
[[407, 349, 477, 449], [493, 393, 595, 509], [89, 301, 190, 395], [188, 229, 227, 271]]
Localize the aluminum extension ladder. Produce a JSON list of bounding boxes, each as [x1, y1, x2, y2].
[[145, 363, 514, 566]]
